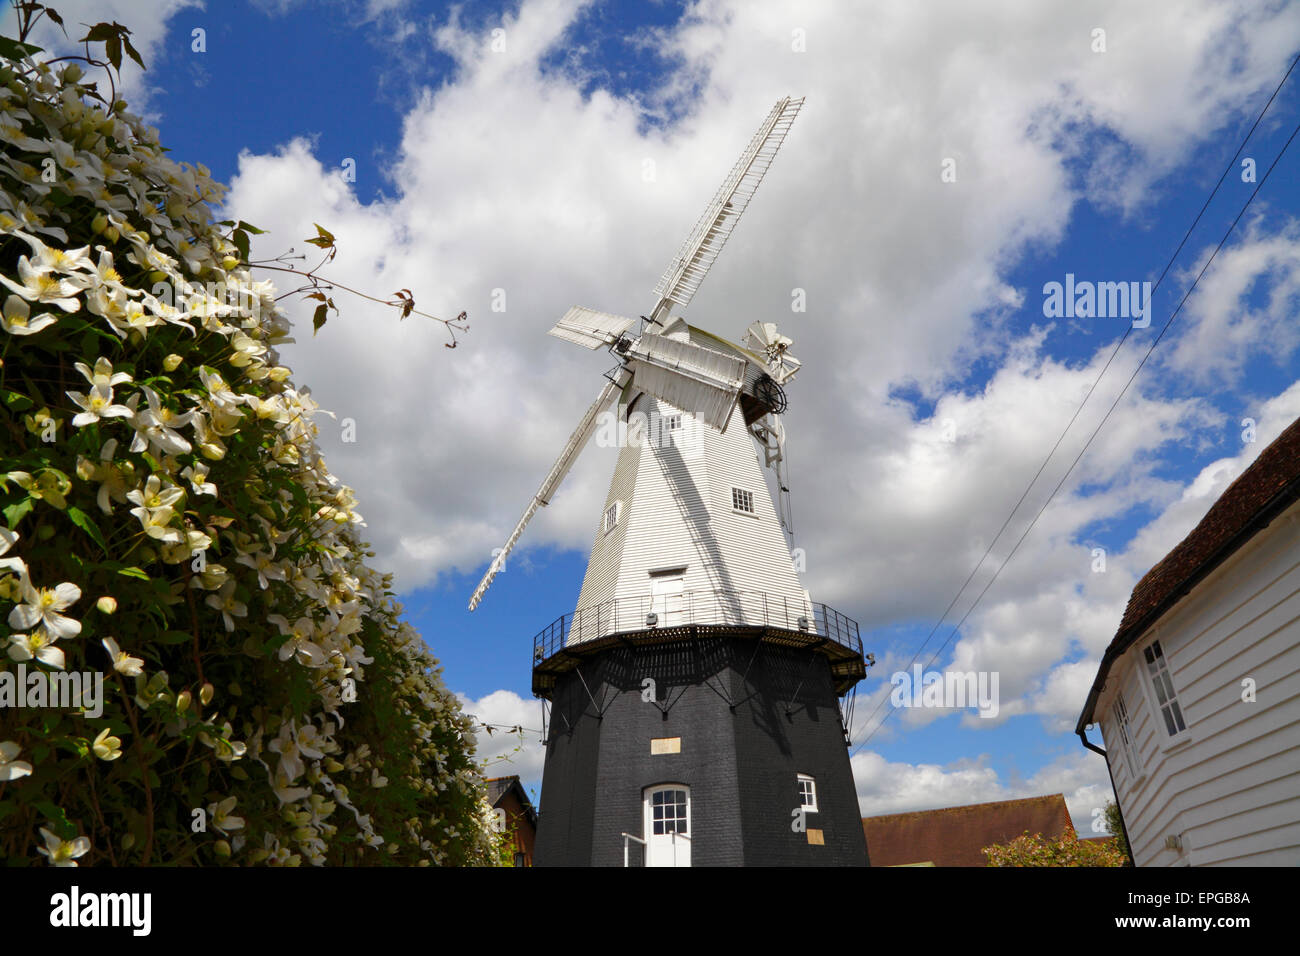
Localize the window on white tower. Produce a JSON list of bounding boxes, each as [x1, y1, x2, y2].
[[603, 502, 620, 535], [797, 773, 818, 813], [732, 487, 754, 513]]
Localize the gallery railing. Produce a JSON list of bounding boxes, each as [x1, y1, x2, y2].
[[532, 589, 862, 668]]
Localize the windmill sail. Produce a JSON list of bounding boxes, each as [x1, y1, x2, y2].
[[469, 96, 805, 613], [649, 96, 804, 323], [549, 306, 637, 350], [467, 373, 627, 610]]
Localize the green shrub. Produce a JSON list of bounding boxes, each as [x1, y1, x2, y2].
[[0, 24, 497, 866]]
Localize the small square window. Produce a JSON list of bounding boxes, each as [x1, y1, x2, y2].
[[732, 487, 754, 513], [797, 773, 818, 812], [603, 502, 620, 535]]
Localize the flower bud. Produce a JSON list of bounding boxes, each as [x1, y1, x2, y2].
[[96, 596, 117, 614], [162, 354, 182, 372], [214, 839, 231, 858], [92, 213, 108, 234], [200, 682, 215, 705], [176, 690, 192, 713]]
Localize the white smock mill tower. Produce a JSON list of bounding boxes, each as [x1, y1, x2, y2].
[[470, 97, 870, 867]]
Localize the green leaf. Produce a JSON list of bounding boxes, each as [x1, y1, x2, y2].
[[231, 228, 249, 262], [116, 566, 150, 580], [304, 223, 335, 249], [79, 23, 119, 43], [68, 506, 109, 555], [35, 801, 75, 840], [158, 630, 192, 646], [104, 34, 122, 71], [312, 303, 328, 335], [235, 220, 265, 235], [122, 36, 145, 70], [4, 497, 33, 529], [0, 36, 43, 60]]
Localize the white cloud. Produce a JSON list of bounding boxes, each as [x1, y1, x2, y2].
[[222, 0, 1300, 599], [11, 0, 204, 108], [457, 688, 547, 787], [853, 748, 1117, 835]]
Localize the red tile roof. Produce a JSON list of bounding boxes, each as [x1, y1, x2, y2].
[[1077, 415, 1300, 731], [861, 794, 1075, 867]]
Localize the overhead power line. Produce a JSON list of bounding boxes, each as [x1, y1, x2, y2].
[[850, 51, 1300, 756]]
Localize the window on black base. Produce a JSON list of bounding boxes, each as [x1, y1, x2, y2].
[[797, 773, 818, 813]]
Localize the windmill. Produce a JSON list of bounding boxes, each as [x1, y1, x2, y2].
[[468, 96, 805, 613], [469, 97, 870, 868]]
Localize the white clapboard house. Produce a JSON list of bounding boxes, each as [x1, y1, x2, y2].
[[1077, 415, 1300, 866]]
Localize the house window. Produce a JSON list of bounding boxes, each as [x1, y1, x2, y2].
[[1111, 693, 1142, 780], [797, 773, 818, 812], [664, 414, 682, 431], [732, 487, 754, 513], [603, 502, 620, 535], [1143, 640, 1187, 737]]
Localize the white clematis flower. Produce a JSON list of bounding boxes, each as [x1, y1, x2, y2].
[[101, 637, 145, 676], [208, 796, 245, 835], [7, 631, 66, 669], [1, 293, 57, 335], [74, 356, 132, 388], [36, 828, 91, 867], [92, 727, 122, 761], [0, 256, 82, 310], [67, 383, 133, 427], [7, 574, 81, 640], [0, 741, 33, 781]]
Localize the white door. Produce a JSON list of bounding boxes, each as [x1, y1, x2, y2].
[[644, 785, 691, 867], [650, 572, 685, 627]]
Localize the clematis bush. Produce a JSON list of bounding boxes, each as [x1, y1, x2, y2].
[[0, 22, 498, 865]]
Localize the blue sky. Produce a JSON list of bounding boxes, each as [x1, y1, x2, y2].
[[16, 0, 1300, 826]]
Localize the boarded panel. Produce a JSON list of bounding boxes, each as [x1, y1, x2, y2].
[[628, 335, 745, 431]]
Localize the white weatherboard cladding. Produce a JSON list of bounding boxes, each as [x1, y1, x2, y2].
[[571, 389, 806, 644], [1097, 500, 1300, 866]]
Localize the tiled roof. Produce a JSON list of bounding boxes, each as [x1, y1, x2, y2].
[[1077, 415, 1300, 731], [485, 775, 538, 824], [861, 794, 1075, 867], [485, 776, 515, 805]]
